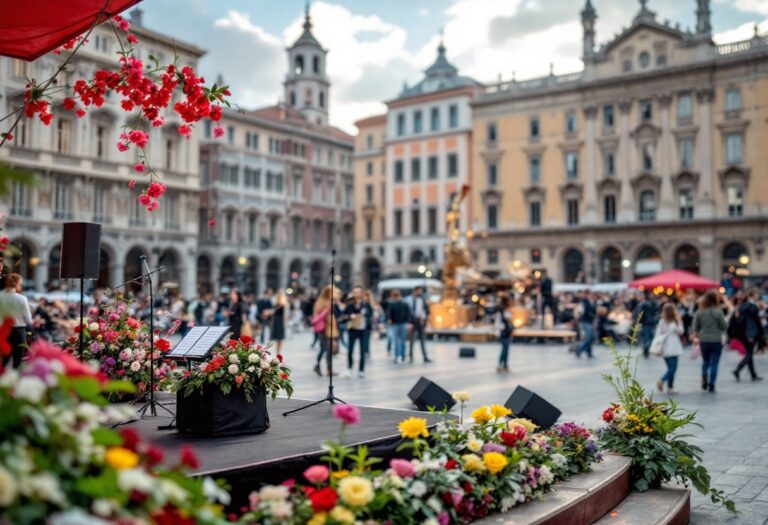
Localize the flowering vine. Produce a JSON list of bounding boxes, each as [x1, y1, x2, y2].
[[0, 13, 232, 211]]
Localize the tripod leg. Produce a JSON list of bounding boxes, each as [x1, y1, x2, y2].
[[282, 397, 329, 416]]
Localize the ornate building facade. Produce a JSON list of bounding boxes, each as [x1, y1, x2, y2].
[[198, 7, 354, 296], [471, 0, 768, 283], [0, 9, 204, 297]]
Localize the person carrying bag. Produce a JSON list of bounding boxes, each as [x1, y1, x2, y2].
[[653, 303, 684, 394]]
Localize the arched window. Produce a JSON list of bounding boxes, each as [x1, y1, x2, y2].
[[294, 55, 304, 75], [599, 246, 622, 282], [319, 90, 325, 109], [722, 243, 749, 274], [638, 190, 655, 222], [289, 91, 296, 106], [635, 245, 661, 277], [674, 244, 700, 274], [312, 55, 320, 73], [563, 248, 584, 283]]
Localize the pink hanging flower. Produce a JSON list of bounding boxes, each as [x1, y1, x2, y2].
[[303, 465, 329, 484], [213, 127, 225, 139], [178, 124, 192, 138], [117, 142, 129, 152], [127, 130, 149, 148], [332, 404, 360, 426], [128, 179, 136, 189], [75, 109, 86, 118], [147, 200, 159, 212], [208, 217, 216, 226], [152, 117, 165, 128], [127, 34, 138, 44], [147, 182, 166, 199], [62, 98, 76, 111], [133, 163, 145, 173]]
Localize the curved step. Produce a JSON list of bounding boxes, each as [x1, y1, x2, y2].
[[594, 487, 691, 525], [474, 454, 632, 525]]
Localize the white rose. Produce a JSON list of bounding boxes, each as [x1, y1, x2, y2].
[[203, 477, 231, 505], [409, 480, 427, 497], [50, 510, 110, 525], [258, 485, 289, 501], [451, 391, 471, 402], [262, 353, 273, 363], [0, 465, 18, 506], [26, 473, 65, 504], [539, 465, 555, 484], [89, 322, 100, 332], [159, 479, 188, 504], [228, 364, 239, 375], [76, 402, 101, 421], [248, 353, 259, 363], [14, 376, 47, 403], [117, 468, 155, 493], [427, 496, 442, 513], [130, 361, 142, 372], [270, 500, 293, 519], [0, 369, 19, 388], [467, 439, 483, 453], [247, 366, 256, 373], [228, 354, 239, 364], [422, 519, 439, 525], [92, 498, 114, 517]]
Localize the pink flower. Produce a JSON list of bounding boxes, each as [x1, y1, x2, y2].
[[117, 142, 129, 152], [208, 217, 216, 226], [75, 109, 86, 118], [62, 98, 76, 111], [147, 182, 166, 199], [332, 404, 360, 426], [127, 34, 138, 44], [152, 117, 165, 128], [213, 127, 225, 139], [127, 130, 149, 148], [303, 465, 329, 484], [389, 458, 416, 478], [128, 179, 136, 189], [147, 200, 159, 212], [138, 194, 151, 206], [178, 124, 192, 138], [209, 105, 222, 122]]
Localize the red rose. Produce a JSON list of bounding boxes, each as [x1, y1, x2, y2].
[[180, 445, 199, 469], [144, 445, 164, 467], [602, 406, 616, 423], [227, 339, 238, 348], [500, 426, 526, 448], [120, 428, 141, 451], [156, 338, 171, 352], [235, 375, 244, 386], [276, 354, 283, 363], [0, 317, 14, 358], [280, 373, 288, 380], [239, 335, 253, 345], [309, 487, 337, 513], [445, 459, 458, 470]]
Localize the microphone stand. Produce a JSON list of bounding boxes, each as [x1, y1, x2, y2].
[[283, 249, 345, 416]]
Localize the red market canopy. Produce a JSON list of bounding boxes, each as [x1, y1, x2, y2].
[[0, 0, 141, 61], [629, 269, 719, 292]]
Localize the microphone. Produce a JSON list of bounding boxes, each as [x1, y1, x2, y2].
[[139, 255, 147, 261]]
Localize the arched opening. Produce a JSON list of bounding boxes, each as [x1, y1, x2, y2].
[[562, 248, 584, 283], [319, 90, 325, 109], [196, 255, 212, 295], [288, 259, 303, 291], [340, 262, 352, 292], [48, 244, 62, 290], [124, 247, 149, 295], [312, 55, 320, 74], [245, 257, 259, 295], [96, 248, 111, 289], [7, 239, 36, 285], [289, 90, 296, 107], [158, 250, 180, 287], [220, 256, 236, 292], [674, 244, 700, 274], [410, 249, 426, 264], [310, 260, 324, 289], [363, 258, 382, 290], [266, 258, 280, 291], [722, 242, 749, 276], [294, 55, 304, 75], [635, 245, 662, 277], [599, 246, 622, 282]]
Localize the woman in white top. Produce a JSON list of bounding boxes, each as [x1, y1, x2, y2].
[[655, 302, 684, 394], [0, 273, 33, 368]]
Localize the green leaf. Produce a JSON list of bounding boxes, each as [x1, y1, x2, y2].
[[92, 427, 122, 447]]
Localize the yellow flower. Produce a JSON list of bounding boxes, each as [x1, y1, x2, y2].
[[461, 454, 486, 473], [329, 506, 355, 525], [307, 513, 327, 525], [483, 452, 509, 475], [331, 470, 350, 480], [398, 417, 429, 439], [467, 439, 483, 453], [104, 447, 139, 470], [508, 418, 538, 433], [452, 391, 471, 402], [471, 406, 492, 424], [490, 404, 512, 419], [337, 476, 374, 507]]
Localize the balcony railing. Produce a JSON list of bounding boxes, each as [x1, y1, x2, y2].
[[484, 71, 583, 95], [717, 35, 768, 56]]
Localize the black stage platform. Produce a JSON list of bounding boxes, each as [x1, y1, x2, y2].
[[128, 396, 444, 507]]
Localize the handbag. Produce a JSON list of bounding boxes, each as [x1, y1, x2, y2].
[[690, 342, 701, 360], [311, 308, 329, 334], [649, 330, 669, 356], [240, 316, 253, 338]]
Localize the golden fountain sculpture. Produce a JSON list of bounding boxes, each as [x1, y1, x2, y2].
[[429, 184, 476, 329]]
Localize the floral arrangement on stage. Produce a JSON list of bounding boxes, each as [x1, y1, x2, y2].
[[177, 336, 293, 402], [0, 340, 232, 525], [598, 329, 736, 512], [65, 300, 176, 401], [241, 396, 600, 524]]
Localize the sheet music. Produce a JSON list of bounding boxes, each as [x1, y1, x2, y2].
[[186, 326, 230, 358], [167, 326, 207, 358]]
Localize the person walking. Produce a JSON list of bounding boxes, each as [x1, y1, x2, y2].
[[575, 290, 596, 358], [692, 290, 728, 393], [0, 274, 33, 368], [256, 289, 274, 344], [654, 303, 684, 394], [405, 286, 432, 363], [733, 289, 765, 382], [539, 269, 556, 327], [226, 289, 246, 340], [271, 291, 287, 354], [497, 296, 513, 372], [633, 292, 659, 358], [343, 286, 373, 378], [386, 289, 410, 364], [312, 285, 340, 377]]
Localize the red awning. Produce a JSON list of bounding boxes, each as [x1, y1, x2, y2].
[[628, 269, 719, 292], [0, 0, 141, 61]]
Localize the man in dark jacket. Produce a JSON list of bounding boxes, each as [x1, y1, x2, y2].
[[734, 289, 764, 381], [405, 286, 432, 363], [386, 289, 410, 364], [633, 292, 658, 358], [575, 290, 596, 358]]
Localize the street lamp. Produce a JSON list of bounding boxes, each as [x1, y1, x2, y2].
[[622, 259, 631, 268]]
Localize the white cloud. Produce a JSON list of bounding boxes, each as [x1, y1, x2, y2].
[[730, 0, 768, 16], [713, 18, 768, 43], [419, 8, 429, 16]]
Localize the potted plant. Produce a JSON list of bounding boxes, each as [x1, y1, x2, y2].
[[175, 336, 293, 436]]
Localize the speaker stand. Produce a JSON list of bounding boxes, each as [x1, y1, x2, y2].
[[78, 275, 85, 359]]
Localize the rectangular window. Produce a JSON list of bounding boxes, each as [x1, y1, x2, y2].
[[326, 223, 334, 249], [678, 139, 694, 169], [427, 207, 437, 234], [365, 219, 373, 239], [487, 122, 497, 142], [640, 99, 653, 122], [54, 180, 71, 219], [567, 199, 579, 225], [565, 111, 577, 134], [129, 191, 143, 226], [448, 104, 458, 128], [530, 157, 541, 184], [529, 117, 540, 138], [397, 113, 406, 136], [411, 158, 421, 181], [366, 161, 373, 176], [529, 201, 541, 227], [447, 153, 458, 178], [411, 208, 420, 235], [531, 248, 541, 264], [366, 134, 373, 149], [679, 189, 694, 219], [487, 203, 498, 230], [276, 173, 284, 193], [266, 171, 274, 191], [313, 178, 322, 202], [248, 215, 257, 243], [605, 151, 615, 176], [293, 175, 302, 198], [204, 120, 212, 138], [677, 94, 692, 120], [95, 125, 106, 159], [427, 156, 438, 179], [566, 151, 578, 179], [165, 139, 176, 170], [487, 249, 498, 265], [394, 160, 404, 182], [250, 133, 259, 150], [726, 134, 743, 164], [413, 110, 423, 134], [394, 210, 403, 236], [430, 107, 440, 131], [727, 185, 743, 217], [395, 248, 403, 264], [726, 88, 742, 112], [428, 247, 436, 262], [603, 195, 616, 223], [365, 184, 373, 203], [56, 119, 71, 153], [487, 163, 497, 186], [164, 193, 179, 230], [642, 143, 654, 171], [603, 105, 615, 129], [227, 126, 234, 144], [93, 185, 107, 222]]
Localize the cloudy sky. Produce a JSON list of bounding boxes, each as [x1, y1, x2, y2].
[[138, 0, 768, 133]]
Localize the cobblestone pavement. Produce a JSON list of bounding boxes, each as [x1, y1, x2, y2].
[[276, 330, 768, 524]]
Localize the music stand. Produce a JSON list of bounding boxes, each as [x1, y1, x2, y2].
[[283, 249, 345, 417]]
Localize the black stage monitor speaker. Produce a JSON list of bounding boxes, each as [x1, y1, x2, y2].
[[60, 222, 101, 279], [408, 376, 456, 412], [504, 385, 561, 429], [459, 347, 476, 358]]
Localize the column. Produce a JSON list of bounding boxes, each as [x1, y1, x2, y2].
[[110, 260, 124, 290], [583, 105, 599, 224], [657, 93, 675, 221], [617, 98, 635, 222], [35, 261, 48, 292], [257, 263, 268, 295], [210, 256, 221, 296], [696, 88, 715, 219]]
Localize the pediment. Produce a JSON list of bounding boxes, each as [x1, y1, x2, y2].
[[630, 122, 661, 140], [603, 22, 685, 56]]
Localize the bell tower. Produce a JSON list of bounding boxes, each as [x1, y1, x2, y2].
[[581, 0, 597, 60]]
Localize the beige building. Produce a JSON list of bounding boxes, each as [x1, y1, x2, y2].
[[353, 114, 386, 288], [471, 0, 768, 283]]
